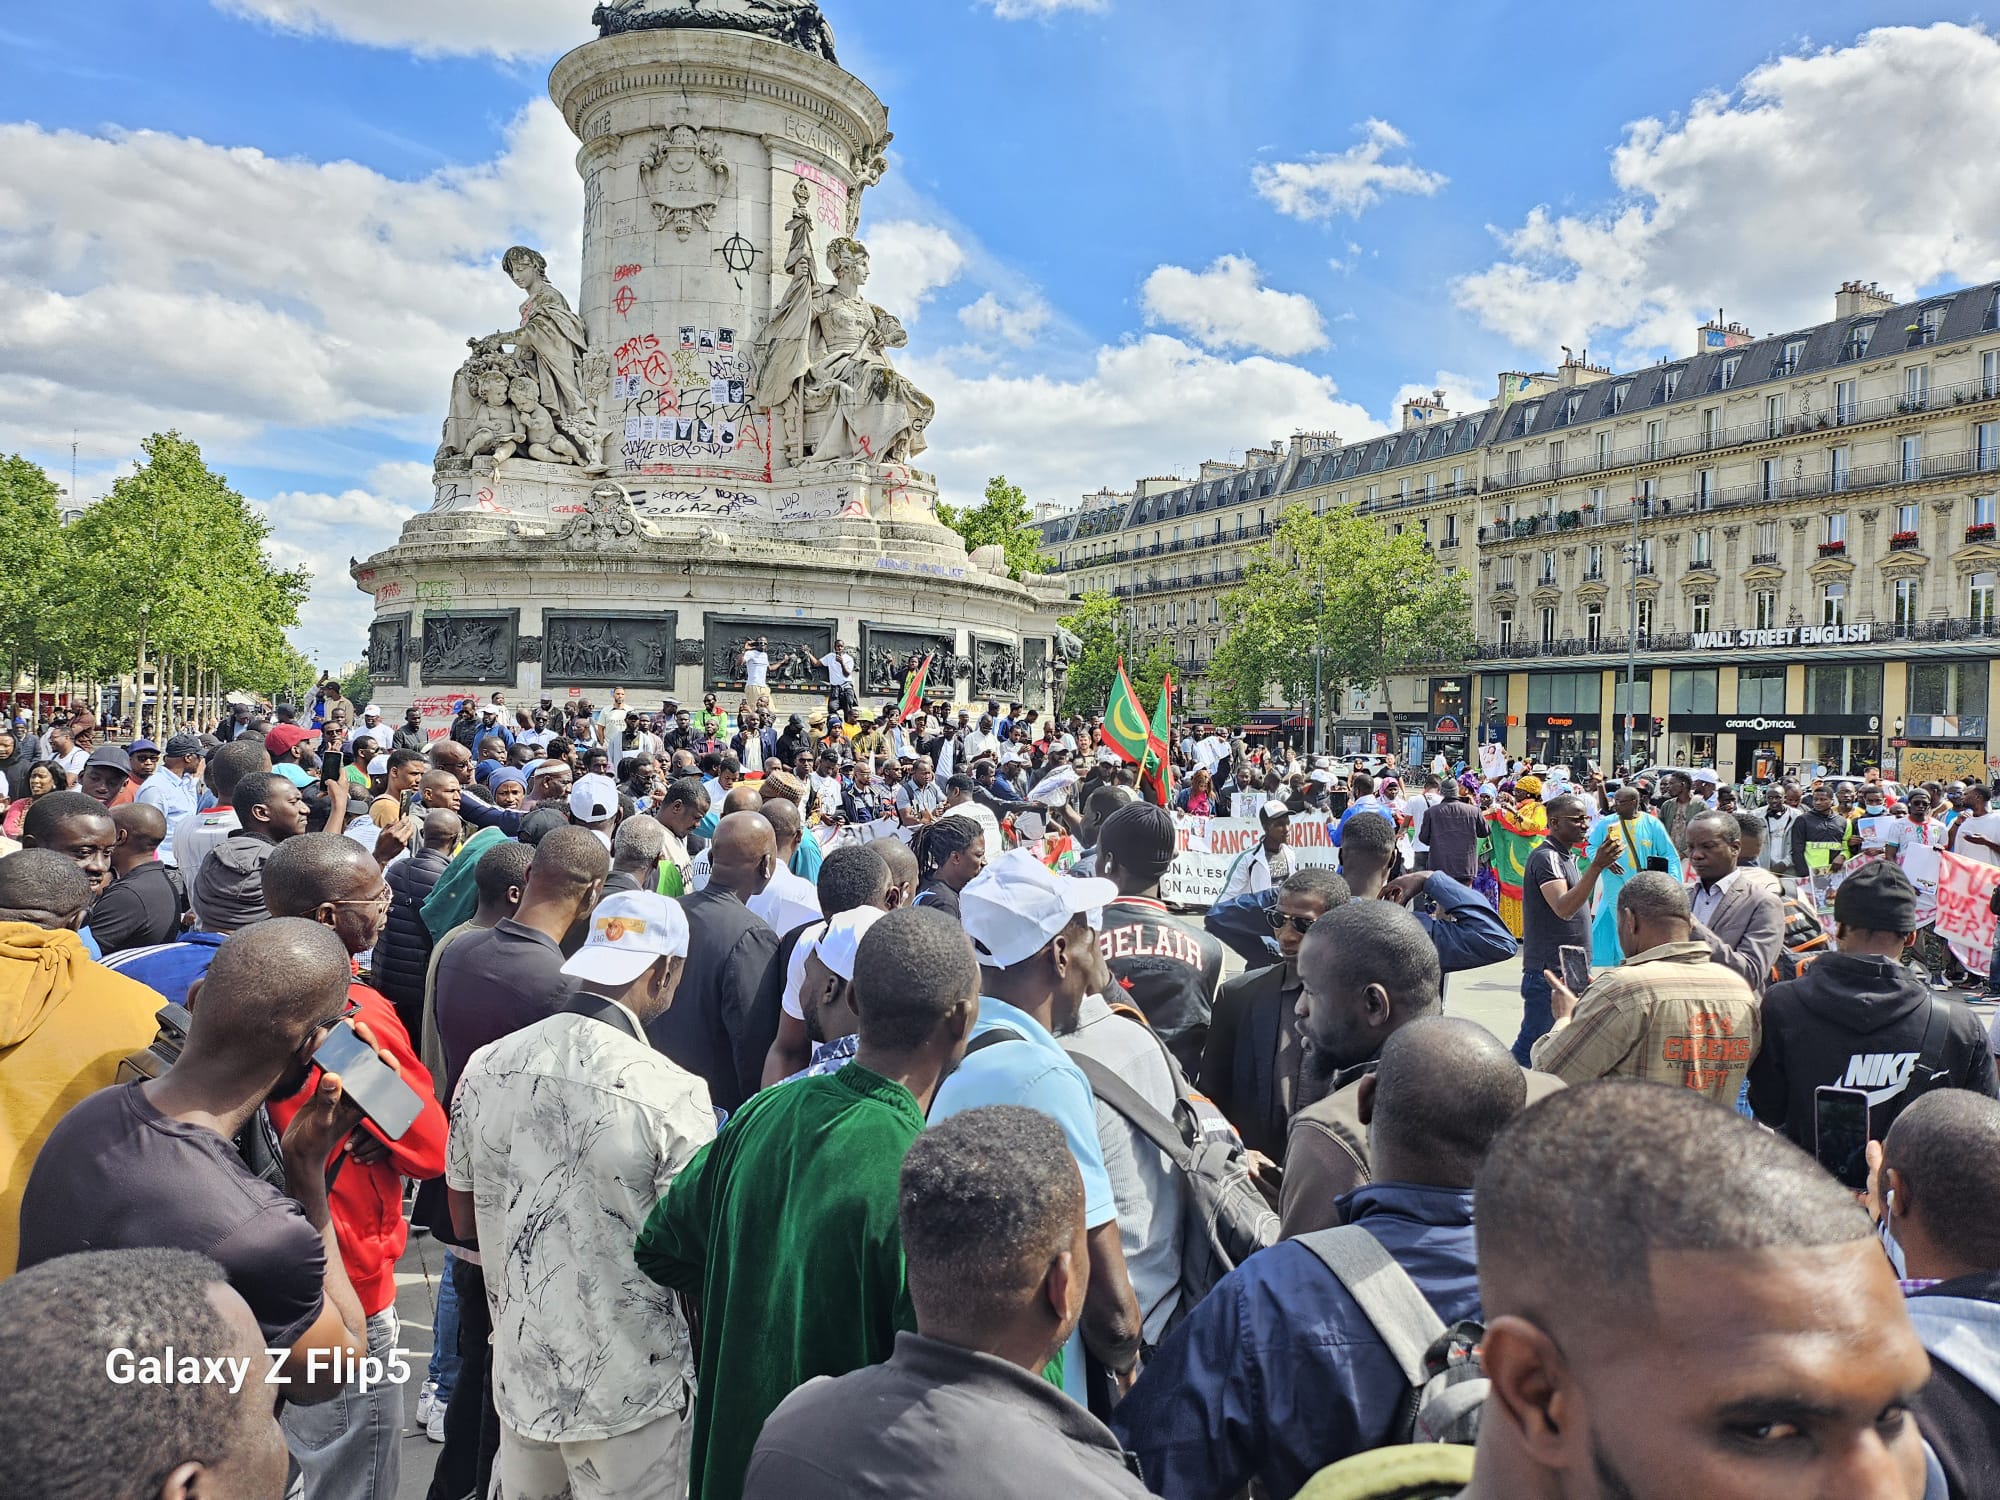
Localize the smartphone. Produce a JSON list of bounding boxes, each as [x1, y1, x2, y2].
[[1813, 1085, 1871, 1193], [1558, 944, 1591, 996], [1646, 855, 1672, 873], [311, 1019, 424, 1141], [321, 748, 346, 784]]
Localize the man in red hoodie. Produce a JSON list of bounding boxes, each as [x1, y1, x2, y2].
[[260, 833, 448, 1499]]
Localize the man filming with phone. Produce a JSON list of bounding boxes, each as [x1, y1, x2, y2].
[[1513, 793, 1622, 1065]]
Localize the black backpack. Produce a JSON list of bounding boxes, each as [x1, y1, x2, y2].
[[1296, 1224, 1488, 1446], [119, 1002, 287, 1189]]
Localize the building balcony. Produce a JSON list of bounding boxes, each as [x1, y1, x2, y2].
[[1890, 532, 1920, 550], [1968, 523, 1996, 543], [1750, 551, 1782, 566], [1818, 540, 1847, 557]]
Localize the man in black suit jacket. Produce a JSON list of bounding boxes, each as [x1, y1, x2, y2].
[[653, 811, 781, 1114], [1686, 811, 1785, 994], [1196, 867, 1350, 1158]]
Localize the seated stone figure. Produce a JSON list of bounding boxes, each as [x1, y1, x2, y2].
[[509, 376, 587, 467], [464, 368, 525, 464]]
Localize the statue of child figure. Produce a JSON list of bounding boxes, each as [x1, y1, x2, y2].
[[464, 367, 526, 464], [508, 375, 587, 466]]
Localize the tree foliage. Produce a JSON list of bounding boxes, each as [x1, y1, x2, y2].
[[6, 434, 311, 695], [340, 664, 376, 711], [1206, 502, 1473, 734], [1058, 590, 1177, 718], [0, 454, 71, 671], [937, 474, 1049, 580]]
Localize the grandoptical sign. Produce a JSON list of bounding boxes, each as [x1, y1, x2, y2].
[[1690, 625, 1874, 650]]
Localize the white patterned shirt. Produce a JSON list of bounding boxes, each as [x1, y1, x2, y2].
[[448, 1001, 715, 1442]]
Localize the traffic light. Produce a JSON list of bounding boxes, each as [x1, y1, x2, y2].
[[1650, 716, 1664, 738]]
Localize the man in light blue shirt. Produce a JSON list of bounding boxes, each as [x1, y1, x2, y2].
[[133, 733, 205, 867], [930, 849, 1143, 1404]]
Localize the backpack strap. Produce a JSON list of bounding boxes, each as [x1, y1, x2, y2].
[[1295, 1224, 1447, 1388], [1909, 996, 1956, 1090], [964, 1026, 1025, 1057], [1071, 1053, 1195, 1172]]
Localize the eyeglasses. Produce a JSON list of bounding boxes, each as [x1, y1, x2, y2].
[[330, 887, 393, 912], [1266, 909, 1317, 935]]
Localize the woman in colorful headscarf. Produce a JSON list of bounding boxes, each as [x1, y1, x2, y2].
[[1581, 782, 1681, 966], [1485, 773, 1549, 938]]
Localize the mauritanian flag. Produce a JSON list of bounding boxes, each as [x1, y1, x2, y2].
[[893, 653, 933, 723], [1141, 675, 1173, 807], [1103, 660, 1154, 769]]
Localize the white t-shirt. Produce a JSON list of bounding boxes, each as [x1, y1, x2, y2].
[[824, 652, 854, 688], [1955, 810, 2000, 866], [742, 650, 770, 687]]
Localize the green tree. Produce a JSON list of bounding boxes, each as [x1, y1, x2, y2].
[[59, 432, 310, 701], [1206, 502, 1473, 746], [1058, 590, 1176, 718], [340, 664, 375, 710], [0, 454, 73, 676], [937, 475, 1049, 580]]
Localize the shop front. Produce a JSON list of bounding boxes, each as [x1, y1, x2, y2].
[[1669, 713, 1883, 782], [1525, 712, 1602, 774], [1428, 676, 1471, 764]]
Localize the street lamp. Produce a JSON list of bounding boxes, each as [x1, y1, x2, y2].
[[1621, 492, 1642, 770]]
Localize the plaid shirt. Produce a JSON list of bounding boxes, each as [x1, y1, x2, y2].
[[1532, 940, 1761, 1102]]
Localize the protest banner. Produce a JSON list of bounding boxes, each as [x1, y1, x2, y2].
[[1160, 811, 1341, 906], [1935, 849, 2000, 974], [1900, 843, 1942, 928]]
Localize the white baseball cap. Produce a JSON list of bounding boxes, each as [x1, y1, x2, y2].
[[560, 892, 689, 987], [1692, 768, 1720, 786], [959, 848, 1118, 970], [1260, 799, 1292, 823], [363, 704, 381, 717], [569, 774, 619, 823], [366, 753, 389, 776], [813, 906, 886, 983]]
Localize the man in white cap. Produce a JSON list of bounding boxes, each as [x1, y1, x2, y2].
[[344, 704, 385, 752], [775, 905, 887, 1082], [1216, 801, 1295, 904], [569, 773, 621, 850], [930, 849, 1144, 1404], [448, 890, 715, 1500]]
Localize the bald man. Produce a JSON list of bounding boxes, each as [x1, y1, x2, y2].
[[657, 810, 781, 1112], [87, 801, 189, 955]]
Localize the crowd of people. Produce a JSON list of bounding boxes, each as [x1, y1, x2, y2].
[[1, 683, 1998, 1500]]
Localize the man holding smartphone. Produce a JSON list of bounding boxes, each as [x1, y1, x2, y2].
[[1514, 794, 1621, 1065]]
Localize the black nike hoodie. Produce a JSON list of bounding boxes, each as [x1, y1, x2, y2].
[[1748, 951, 1997, 1149]]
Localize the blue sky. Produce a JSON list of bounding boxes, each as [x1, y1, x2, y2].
[[5, 1, 1999, 665]]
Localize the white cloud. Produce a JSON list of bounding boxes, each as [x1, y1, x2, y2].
[[1391, 371, 1492, 422], [977, 0, 1107, 18], [212, 0, 587, 59], [957, 291, 1052, 346], [1253, 119, 1446, 222], [253, 461, 421, 665], [0, 100, 580, 456], [861, 220, 967, 320], [1140, 254, 1327, 356], [1455, 23, 2000, 363], [905, 334, 1382, 507]]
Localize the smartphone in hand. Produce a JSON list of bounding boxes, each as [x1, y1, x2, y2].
[[311, 1019, 423, 1141], [321, 748, 347, 785], [1558, 944, 1592, 996], [1814, 1085, 1871, 1193]]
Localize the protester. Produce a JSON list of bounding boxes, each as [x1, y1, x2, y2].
[[652, 776, 710, 896], [1199, 867, 1349, 1158], [911, 812, 985, 920], [1513, 792, 1619, 1065], [743, 1107, 1154, 1500], [932, 850, 1144, 1407], [1416, 777, 1480, 886], [449, 891, 714, 1498], [1217, 800, 1295, 903], [1581, 783, 1680, 967], [262, 833, 448, 1500], [656, 810, 780, 1114], [746, 796, 821, 934], [1684, 809, 1785, 993], [1790, 782, 1849, 875], [374, 808, 458, 1038], [1533, 871, 1761, 1102], [1118, 1018, 1526, 1498], [17, 920, 374, 1401], [86, 801, 187, 954], [1876, 1090, 2000, 1499], [636, 907, 979, 1500], [0, 1247, 291, 1499], [171, 737, 272, 883], [1093, 801, 1225, 1075], [1331, 1081, 1938, 1500], [19, 789, 118, 905], [0, 850, 162, 1275], [606, 810, 666, 894], [189, 771, 308, 932], [77, 742, 136, 808], [1749, 861, 1997, 1146]]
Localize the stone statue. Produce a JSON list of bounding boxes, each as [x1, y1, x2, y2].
[[437, 247, 605, 472], [563, 482, 661, 551], [757, 194, 935, 468], [640, 124, 733, 240], [592, 0, 837, 61]]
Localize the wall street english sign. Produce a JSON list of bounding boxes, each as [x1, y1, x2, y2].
[[1691, 625, 1874, 650]]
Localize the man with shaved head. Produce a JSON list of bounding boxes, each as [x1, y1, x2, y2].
[[0, 848, 164, 1274], [19, 919, 379, 1404], [84, 800, 187, 954], [660, 809, 781, 1111], [262, 834, 447, 1499], [1360, 1081, 1935, 1500], [1118, 1017, 1527, 1498]]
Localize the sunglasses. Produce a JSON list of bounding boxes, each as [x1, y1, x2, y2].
[[1266, 909, 1317, 935]]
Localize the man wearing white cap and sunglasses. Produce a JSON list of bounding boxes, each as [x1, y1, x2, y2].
[[448, 891, 716, 1500], [929, 849, 1144, 1407]]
